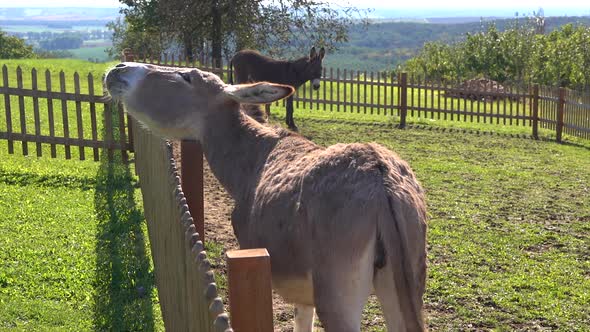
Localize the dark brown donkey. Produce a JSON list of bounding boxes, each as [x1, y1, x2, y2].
[[230, 47, 325, 130]]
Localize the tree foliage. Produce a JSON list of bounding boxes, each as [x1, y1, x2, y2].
[[0, 30, 36, 59], [404, 19, 590, 90], [39, 34, 84, 51], [111, 0, 367, 65]]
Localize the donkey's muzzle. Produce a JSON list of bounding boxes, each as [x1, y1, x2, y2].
[[104, 62, 149, 98], [312, 78, 321, 90]]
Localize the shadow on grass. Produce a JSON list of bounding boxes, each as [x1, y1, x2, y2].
[[0, 169, 96, 190], [93, 112, 158, 330]]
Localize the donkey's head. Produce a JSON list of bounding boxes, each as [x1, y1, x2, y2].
[[304, 46, 325, 90], [105, 62, 294, 140]]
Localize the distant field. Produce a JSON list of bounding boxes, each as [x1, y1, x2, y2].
[[70, 46, 112, 62]]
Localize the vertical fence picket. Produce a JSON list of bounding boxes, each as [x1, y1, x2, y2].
[[532, 85, 539, 139], [357, 70, 362, 114], [556, 88, 565, 142], [329, 68, 333, 112], [336, 68, 340, 112], [74, 73, 85, 160], [88, 74, 99, 161], [1, 65, 13, 154], [59, 71, 71, 159], [31, 68, 42, 156], [495, 80, 500, 124], [436, 80, 442, 120], [342, 69, 347, 112], [408, 74, 413, 118], [350, 70, 354, 113], [400, 73, 408, 128], [377, 71, 383, 115], [370, 71, 374, 115], [515, 87, 521, 126], [449, 80, 455, 122], [509, 85, 514, 126], [412, 76, 427, 118], [363, 70, 368, 114], [303, 77, 307, 110], [389, 71, 397, 116], [482, 83, 487, 124], [45, 70, 56, 158], [118, 102, 128, 163], [322, 67, 326, 111], [103, 88, 114, 162], [16, 67, 28, 156]]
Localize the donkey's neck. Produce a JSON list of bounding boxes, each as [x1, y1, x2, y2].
[[287, 57, 310, 88], [199, 107, 279, 200]]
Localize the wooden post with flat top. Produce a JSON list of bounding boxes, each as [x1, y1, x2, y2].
[[226, 248, 274, 332], [181, 139, 205, 243]]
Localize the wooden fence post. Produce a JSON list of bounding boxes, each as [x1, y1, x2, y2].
[[123, 50, 135, 153], [556, 87, 565, 142], [532, 84, 539, 139], [399, 72, 408, 128], [181, 140, 205, 243], [226, 249, 273, 332]]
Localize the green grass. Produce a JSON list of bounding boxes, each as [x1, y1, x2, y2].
[[267, 112, 589, 331], [0, 142, 164, 331], [1, 58, 589, 330], [0, 60, 163, 330]]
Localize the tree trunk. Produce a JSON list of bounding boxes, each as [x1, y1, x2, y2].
[[211, 0, 223, 71], [184, 35, 195, 62]]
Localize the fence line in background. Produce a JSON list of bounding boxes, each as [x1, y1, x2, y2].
[[135, 51, 590, 141], [0, 64, 131, 160]]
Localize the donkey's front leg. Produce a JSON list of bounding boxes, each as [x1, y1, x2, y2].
[[294, 304, 315, 332], [286, 95, 298, 131]]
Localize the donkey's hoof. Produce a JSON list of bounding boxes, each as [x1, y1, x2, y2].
[[288, 125, 299, 132]]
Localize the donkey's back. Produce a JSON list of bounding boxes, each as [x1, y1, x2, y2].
[[231, 49, 291, 84], [246, 138, 428, 331]]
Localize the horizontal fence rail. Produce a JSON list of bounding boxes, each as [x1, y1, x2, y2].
[[0, 65, 132, 161], [133, 51, 590, 141]]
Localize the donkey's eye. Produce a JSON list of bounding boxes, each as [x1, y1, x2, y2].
[[179, 72, 192, 83]]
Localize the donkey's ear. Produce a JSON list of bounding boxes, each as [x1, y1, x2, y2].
[[224, 82, 294, 104], [310, 46, 317, 59], [319, 47, 325, 60]]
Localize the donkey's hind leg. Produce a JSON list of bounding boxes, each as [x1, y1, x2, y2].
[[294, 304, 315, 332], [374, 263, 405, 332], [311, 238, 375, 332]]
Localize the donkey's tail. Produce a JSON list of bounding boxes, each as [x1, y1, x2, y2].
[[376, 158, 428, 331], [228, 59, 234, 85]]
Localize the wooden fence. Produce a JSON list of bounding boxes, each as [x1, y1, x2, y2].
[[132, 122, 232, 332], [133, 122, 275, 332], [134, 52, 590, 141], [0, 65, 132, 160]]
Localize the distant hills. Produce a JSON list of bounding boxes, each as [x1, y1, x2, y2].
[[368, 7, 590, 20], [1, 7, 590, 70]]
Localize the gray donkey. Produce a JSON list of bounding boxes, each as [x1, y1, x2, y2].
[[229, 47, 325, 130], [105, 62, 428, 332]]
